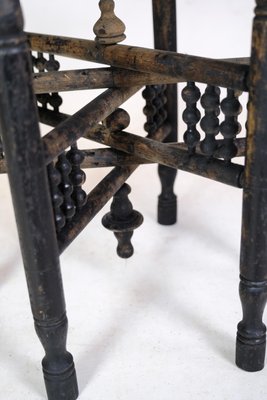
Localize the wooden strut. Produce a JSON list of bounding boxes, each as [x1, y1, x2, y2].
[[27, 33, 249, 91], [82, 125, 244, 188], [0, 136, 246, 174], [33, 60, 250, 94], [33, 67, 186, 93], [80, 139, 246, 168]]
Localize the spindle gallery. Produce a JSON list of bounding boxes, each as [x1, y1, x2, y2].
[[0, 0, 266, 399]]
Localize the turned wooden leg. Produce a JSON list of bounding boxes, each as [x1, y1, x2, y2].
[[236, 0, 267, 372], [0, 1, 78, 398], [152, 0, 177, 225]]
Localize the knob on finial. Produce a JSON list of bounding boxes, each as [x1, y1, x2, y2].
[[93, 0, 126, 44], [102, 183, 143, 258]]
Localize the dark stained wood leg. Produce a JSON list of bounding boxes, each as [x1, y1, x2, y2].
[[152, 0, 178, 225], [0, 1, 78, 397], [236, 0, 267, 372]]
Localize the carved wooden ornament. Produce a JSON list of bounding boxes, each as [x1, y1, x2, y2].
[[93, 0, 126, 44]]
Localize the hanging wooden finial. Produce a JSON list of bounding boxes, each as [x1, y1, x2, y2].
[[93, 0, 126, 44], [101, 109, 143, 258], [102, 183, 143, 258]]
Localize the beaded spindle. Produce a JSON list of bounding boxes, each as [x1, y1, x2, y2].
[[142, 85, 167, 137], [182, 82, 201, 154], [218, 89, 242, 162], [200, 85, 221, 158], [55, 154, 76, 221], [66, 144, 87, 211], [47, 163, 66, 232], [142, 86, 158, 135], [34, 52, 50, 108], [45, 54, 63, 112], [153, 85, 168, 130]]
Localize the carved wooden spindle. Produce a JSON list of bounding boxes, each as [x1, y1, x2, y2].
[[153, 84, 168, 129], [182, 82, 201, 154], [200, 85, 221, 158], [102, 183, 143, 258], [34, 53, 63, 112], [218, 89, 242, 162], [142, 86, 158, 135], [55, 154, 76, 220], [34, 52, 50, 108], [93, 0, 126, 44], [142, 85, 167, 136], [47, 163, 66, 232], [45, 54, 63, 112], [66, 144, 87, 211]]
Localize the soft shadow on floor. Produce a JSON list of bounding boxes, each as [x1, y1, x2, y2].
[[76, 269, 235, 396]]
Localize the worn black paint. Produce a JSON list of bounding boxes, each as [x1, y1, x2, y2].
[[236, 0, 267, 372], [0, 1, 78, 398]]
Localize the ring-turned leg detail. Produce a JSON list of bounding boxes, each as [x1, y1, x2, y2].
[[152, 0, 178, 225]]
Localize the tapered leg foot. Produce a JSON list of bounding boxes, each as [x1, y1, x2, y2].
[[35, 315, 79, 400], [43, 355, 78, 400], [235, 278, 267, 372], [236, 337, 265, 372], [158, 194, 177, 225], [158, 165, 177, 225]]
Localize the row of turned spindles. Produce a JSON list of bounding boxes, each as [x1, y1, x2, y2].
[[31, 52, 87, 232], [32, 52, 63, 112], [142, 83, 243, 163], [48, 145, 87, 233], [181, 82, 242, 162], [142, 85, 168, 136]]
